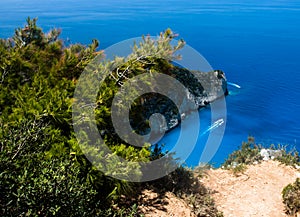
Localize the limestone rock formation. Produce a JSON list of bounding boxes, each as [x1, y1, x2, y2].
[[130, 67, 228, 138]]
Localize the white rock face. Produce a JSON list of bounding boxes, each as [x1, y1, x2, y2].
[[260, 149, 283, 161]]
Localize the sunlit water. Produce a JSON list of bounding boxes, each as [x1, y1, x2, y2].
[[1, 0, 300, 166]]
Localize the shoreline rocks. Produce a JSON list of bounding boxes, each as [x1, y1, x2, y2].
[[130, 67, 228, 141]]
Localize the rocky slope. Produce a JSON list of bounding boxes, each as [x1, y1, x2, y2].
[[139, 161, 300, 217], [202, 160, 300, 217]]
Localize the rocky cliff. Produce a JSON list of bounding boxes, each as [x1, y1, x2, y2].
[[129, 67, 228, 137]]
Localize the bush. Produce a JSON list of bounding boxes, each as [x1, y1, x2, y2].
[[273, 145, 300, 168], [282, 178, 300, 216], [0, 119, 102, 216], [222, 137, 262, 170], [0, 18, 149, 216]]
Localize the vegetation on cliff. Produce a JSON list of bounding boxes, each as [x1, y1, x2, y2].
[[0, 18, 225, 216], [282, 178, 300, 216], [221, 137, 300, 216]]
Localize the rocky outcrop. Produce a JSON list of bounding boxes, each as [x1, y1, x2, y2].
[[260, 148, 283, 161], [130, 67, 228, 136], [175, 68, 228, 108]]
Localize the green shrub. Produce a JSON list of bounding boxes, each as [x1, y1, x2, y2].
[[273, 145, 300, 168], [0, 119, 101, 216], [222, 137, 262, 170], [0, 18, 149, 216], [282, 178, 300, 216]]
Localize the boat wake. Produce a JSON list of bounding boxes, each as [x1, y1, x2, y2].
[[200, 118, 224, 136], [227, 81, 241, 89]]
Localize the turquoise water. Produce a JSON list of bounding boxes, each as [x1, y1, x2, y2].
[[1, 0, 300, 166]]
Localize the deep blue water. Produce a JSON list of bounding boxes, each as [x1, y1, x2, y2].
[[1, 0, 300, 167]]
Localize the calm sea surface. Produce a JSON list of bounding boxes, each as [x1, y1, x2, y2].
[[1, 0, 300, 166]]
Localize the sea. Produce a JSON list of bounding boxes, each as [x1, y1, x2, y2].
[[1, 0, 300, 167]]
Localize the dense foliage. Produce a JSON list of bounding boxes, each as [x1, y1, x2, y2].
[[222, 137, 262, 173], [282, 178, 300, 216], [0, 18, 224, 216], [0, 17, 150, 216]]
